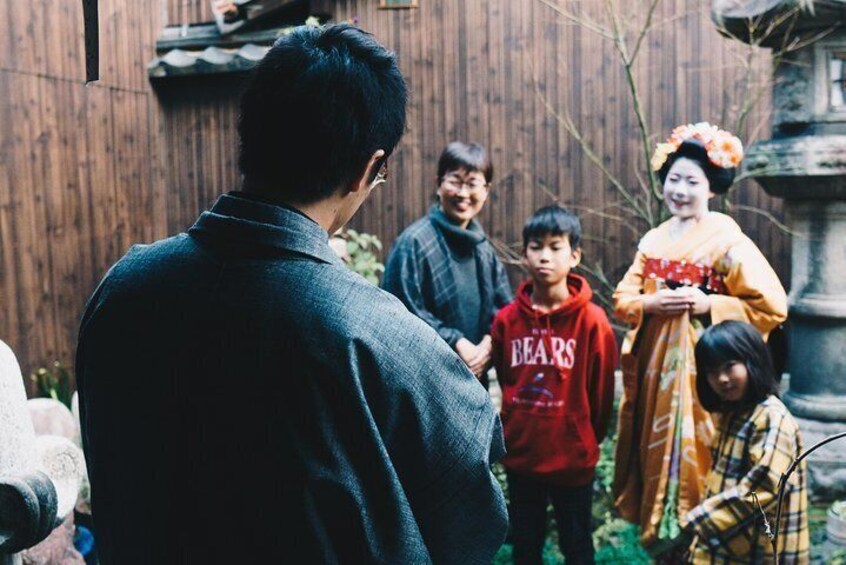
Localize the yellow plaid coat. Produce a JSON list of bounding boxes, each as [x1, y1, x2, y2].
[[684, 396, 809, 564]]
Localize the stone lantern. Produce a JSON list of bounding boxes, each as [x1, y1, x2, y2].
[[713, 0, 846, 498], [0, 341, 84, 564]]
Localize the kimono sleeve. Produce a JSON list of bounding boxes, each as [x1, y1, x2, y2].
[[75, 250, 174, 564], [683, 407, 799, 557], [382, 236, 464, 347], [709, 237, 787, 336], [613, 250, 647, 355], [357, 310, 508, 563]]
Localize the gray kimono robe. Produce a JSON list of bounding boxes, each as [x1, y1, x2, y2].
[[76, 193, 508, 564]]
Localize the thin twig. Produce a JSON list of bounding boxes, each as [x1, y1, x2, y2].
[[602, 0, 661, 204], [487, 236, 523, 267], [575, 262, 616, 310], [784, 26, 839, 53], [536, 181, 644, 236], [629, 0, 661, 62], [525, 52, 653, 225], [730, 204, 803, 237], [535, 0, 614, 39], [650, 10, 698, 31]]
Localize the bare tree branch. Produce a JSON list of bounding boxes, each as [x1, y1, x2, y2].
[[730, 203, 805, 237], [535, 0, 614, 39], [535, 181, 644, 236], [487, 235, 524, 267], [525, 51, 655, 225], [576, 261, 617, 308], [629, 0, 661, 62]]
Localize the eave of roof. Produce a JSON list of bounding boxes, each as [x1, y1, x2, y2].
[[712, 0, 846, 47], [148, 22, 300, 80], [148, 43, 270, 79]]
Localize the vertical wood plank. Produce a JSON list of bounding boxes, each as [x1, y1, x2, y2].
[[0, 0, 791, 377]]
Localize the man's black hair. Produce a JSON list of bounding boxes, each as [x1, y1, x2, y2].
[[522, 205, 581, 250], [694, 320, 780, 413], [657, 139, 736, 195], [436, 142, 494, 183], [237, 24, 407, 203]]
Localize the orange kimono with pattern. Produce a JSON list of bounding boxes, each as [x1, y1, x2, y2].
[[611, 212, 787, 548]]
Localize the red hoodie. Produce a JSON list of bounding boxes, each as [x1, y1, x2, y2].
[[491, 274, 618, 486]]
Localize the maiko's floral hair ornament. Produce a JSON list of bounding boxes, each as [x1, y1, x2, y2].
[[652, 122, 743, 171], [653, 122, 744, 194]]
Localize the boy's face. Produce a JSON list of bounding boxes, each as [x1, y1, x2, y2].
[[522, 234, 581, 287]]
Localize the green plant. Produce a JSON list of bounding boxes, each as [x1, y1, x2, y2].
[[338, 228, 385, 285], [594, 516, 650, 563], [30, 361, 74, 409]]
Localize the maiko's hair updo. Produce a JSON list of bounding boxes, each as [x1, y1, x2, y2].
[[657, 139, 736, 195], [652, 123, 743, 194]]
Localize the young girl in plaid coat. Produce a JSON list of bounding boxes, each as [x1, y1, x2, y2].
[[680, 321, 809, 564]]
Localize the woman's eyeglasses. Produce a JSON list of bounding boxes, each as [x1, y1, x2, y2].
[[441, 177, 489, 195]]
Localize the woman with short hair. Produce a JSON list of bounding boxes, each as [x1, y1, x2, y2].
[[383, 142, 512, 382]]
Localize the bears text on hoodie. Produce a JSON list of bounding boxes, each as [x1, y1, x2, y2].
[[491, 274, 618, 486]]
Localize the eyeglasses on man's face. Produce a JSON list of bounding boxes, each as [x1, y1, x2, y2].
[[374, 160, 389, 185], [441, 175, 489, 195]]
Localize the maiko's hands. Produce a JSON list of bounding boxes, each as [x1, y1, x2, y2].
[[642, 288, 694, 316], [680, 286, 711, 316]]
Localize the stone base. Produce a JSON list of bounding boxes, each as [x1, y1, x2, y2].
[[795, 416, 846, 501]]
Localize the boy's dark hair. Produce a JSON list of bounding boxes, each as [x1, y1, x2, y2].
[[436, 142, 494, 183], [694, 320, 780, 413], [522, 205, 582, 250], [237, 24, 407, 203], [657, 139, 736, 195]]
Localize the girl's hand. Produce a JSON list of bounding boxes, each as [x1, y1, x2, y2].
[[642, 288, 694, 316]]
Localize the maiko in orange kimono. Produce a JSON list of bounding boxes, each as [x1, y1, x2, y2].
[[611, 212, 787, 549]]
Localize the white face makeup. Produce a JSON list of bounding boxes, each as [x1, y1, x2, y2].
[[663, 157, 713, 221]]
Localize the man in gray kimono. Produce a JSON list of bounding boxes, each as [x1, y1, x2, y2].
[[76, 24, 508, 564]]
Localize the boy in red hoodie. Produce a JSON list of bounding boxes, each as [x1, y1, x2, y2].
[[491, 205, 617, 564]]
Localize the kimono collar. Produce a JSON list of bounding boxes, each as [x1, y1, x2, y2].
[[188, 192, 343, 266], [428, 204, 487, 254]]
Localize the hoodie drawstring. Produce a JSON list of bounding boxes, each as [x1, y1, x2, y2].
[[533, 307, 567, 380]]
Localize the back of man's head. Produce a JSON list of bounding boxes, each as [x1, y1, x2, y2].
[[238, 24, 407, 203]]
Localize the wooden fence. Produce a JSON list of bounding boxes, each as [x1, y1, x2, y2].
[[0, 0, 789, 387]]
